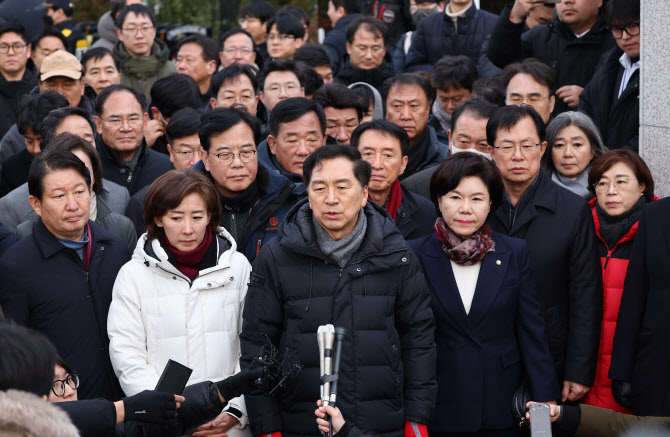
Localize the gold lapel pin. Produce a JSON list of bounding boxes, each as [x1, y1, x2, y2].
[[496, 260, 502, 266]]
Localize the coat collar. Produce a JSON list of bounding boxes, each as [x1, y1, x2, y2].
[[497, 171, 559, 235], [32, 219, 110, 259]]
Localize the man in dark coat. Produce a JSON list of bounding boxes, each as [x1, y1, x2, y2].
[[0, 148, 129, 401], [240, 145, 437, 437], [579, 0, 640, 152], [486, 105, 602, 403], [324, 0, 362, 75], [353, 119, 437, 240], [609, 197, 670, 416], [94, 84, 172, 196], [405, 0, 497, 73], [487, 0, 616, 115]]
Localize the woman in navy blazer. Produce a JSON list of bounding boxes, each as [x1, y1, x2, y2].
[[408, 153, 559, 436]]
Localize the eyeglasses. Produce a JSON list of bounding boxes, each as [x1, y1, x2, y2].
[[492, 143, 541, 156], [100, 116, 144, 128], [507, 95, 547, 105], [209, 149, 256, 165], [353, 45, 385, 55], [222, 47, 254, 55], [612, 23, 640, 39], [0, 43, 27, 54], [173, 149, 202, 161], [121, 25, 155, 35], [52, 374, 79, 397], [267, 34, 295, 42], [239, 18, 260, 26], [594, 178, 633, 193], [439, 95, 468, 105]]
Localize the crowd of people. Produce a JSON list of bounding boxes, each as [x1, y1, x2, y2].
[[0, 0, 664, 436]]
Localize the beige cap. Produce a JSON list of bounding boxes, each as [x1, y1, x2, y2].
[[40, 50, 82, 82]]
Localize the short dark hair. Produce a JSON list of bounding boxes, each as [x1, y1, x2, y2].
[[29, 147, 91, 202], [502, 58, 556, 96], [46, 132, 104, 195], [17, 91, 68, 136], [345, 16, 387, 45], [259, 59, 303, 91], [40, 106, 96, 147], [81, 47, 119, 74], [220, 28, 257, 52], [55, 355, 76, 377], [116, 4, 157, 28], [0, 322, 58, 397], [294, 44, 332, 68], [266, 13, 305, 39], [430, 153, 504, 212], [49, 3, 74, 17], [486, 105, 546, 147], [349, 83, 375, 113], [312, 83, 363, 121], [473, 75, 506, 107], [331, 0, 362, 14], [606, 0, 639, 27], [178, 34, 220, 68], [382, 73, 435, 107], [269, 97, 326, 138], [199, 107, 261, 151], [431, 55, 477, 92], [0, 23, 29, 44], [277, 6, 310, 27], [32, 26, 67, 52], [588, 150, 654, 202], [144, 169, 222, 240], [351, 119, 410, 156], [303, 144, 371, 188], [451, 97, 498, 135], [110, 0, 126, 17], [95, 84, 147, 116], [150, 74, 201, 119], [166, 107, 202, 145], [296, 62, 325, 97], [240, 0, 276, 22], [212, 64, 259, 97]]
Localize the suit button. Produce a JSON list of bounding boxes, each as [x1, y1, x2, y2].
[[392, 344, 398, 351], [120, 168, 126, 174], [173, 276, 177, 280], [395, 377, 400, 384], [207, 283, 212, 287]]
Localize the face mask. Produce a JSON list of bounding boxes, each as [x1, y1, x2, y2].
[[451, 142, 492, 160], [412, 7, 437, 25]]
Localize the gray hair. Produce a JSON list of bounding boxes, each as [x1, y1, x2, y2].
[[542, 111, 608, 175]]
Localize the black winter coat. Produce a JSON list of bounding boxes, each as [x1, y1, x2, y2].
[[0, 220, 130, 401], [0, 148, 32, 197], [395, 186, 438, 240], [335, 55, 395, 91], [405, 3, 497, 72], [609, 198, 670, 416], [240, 200, 437, 437], [579, 47, 639, 152], [486, 172, 602, 386], [323, 14, 361, 75], [0, 61, 38, 139], [487, 4, 616, 115]]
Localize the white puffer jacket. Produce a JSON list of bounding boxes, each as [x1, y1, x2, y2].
[[108, 227, 251, 430]]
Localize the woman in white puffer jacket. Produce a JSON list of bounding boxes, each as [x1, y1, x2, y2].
[[108, 170, 252, 436]]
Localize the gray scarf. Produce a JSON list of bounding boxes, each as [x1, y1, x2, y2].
[[432, 99, 451, 133], [312, 209, 367, 268], [551, 168, 591, 200]]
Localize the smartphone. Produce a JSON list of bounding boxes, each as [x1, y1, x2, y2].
[[529, 403, 552, 437], [155, 359, 193, 395]]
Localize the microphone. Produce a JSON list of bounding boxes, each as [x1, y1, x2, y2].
[[317, 326, 326, 400], [322, 324, 335, 405], [329, 327, 345, 406]]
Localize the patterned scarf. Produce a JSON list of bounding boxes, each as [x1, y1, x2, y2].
[[161, 226, 214, 281], [434, 217, 495, 265]]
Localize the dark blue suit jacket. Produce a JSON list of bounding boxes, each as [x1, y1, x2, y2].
[[409, 232, 559, 432]]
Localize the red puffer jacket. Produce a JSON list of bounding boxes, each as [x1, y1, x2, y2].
[[583, 198, 656, 412]]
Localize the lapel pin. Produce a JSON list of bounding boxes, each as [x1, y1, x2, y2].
[[496, 260, 502, 266]]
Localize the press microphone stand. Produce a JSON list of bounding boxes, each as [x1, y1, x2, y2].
[[318, 325, 345, 437]]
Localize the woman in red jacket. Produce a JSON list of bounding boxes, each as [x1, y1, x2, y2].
[[583, 150, 656, 413]]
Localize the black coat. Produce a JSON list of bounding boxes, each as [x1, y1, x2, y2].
[[486, 172, 602, 386], [487, 4, 616, 115], [405, 3, 497, 72], [240, 200, 437, 437], [335, 56, 395, 91], [0, 148, 32, 197], [395, 186, 438, 240], [0, 61, 38, 139], [96, 136, 173, 196], [579, 47, 639, 152], [323, 13, 362, 75], [0, 219, 130, 401], [401, 166, 436, 202], [609, 198, 670, 416]]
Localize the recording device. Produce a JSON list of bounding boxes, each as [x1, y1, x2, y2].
[[318, 325, 346, 437], [529, 403, 552, 436], [155, 359, 193, 394], [251, 336, 302, 397]]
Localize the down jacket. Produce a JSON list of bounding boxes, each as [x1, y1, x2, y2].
[[240, 199, 437, 437], [107, 227, 252, 432]]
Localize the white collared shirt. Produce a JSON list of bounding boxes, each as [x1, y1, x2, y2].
[[618, 52, 641, 98]]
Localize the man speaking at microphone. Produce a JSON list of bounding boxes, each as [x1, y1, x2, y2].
[[240, 145, 437, 437]]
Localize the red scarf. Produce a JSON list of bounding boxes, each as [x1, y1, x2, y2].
[[161, 226, 214, 281], [434, 217, 495, 265], [382, 179, 403, 220]]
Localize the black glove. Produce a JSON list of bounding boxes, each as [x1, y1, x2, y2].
[[123, 390, 178, 424], [216, 368, 263, 402], [612, 380, 634, 409]]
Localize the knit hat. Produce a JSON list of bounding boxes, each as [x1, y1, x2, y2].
[[40, 50, 82, 82]]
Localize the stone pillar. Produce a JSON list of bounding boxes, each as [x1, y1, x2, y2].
[[640, 0, 670, 197]]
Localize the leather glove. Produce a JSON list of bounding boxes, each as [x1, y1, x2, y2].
[[216, 368, 263, 402], [612, 380, 634, 409], [123, 390, 178, 424]]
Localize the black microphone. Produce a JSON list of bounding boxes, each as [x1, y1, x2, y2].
[[329, 327, 345, 406]]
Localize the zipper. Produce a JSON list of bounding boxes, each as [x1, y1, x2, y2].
[[603, 249, 613, 269], [126, 169, 133, 183]]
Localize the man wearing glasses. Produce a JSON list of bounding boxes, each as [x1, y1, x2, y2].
[[503, 58, 556, 125], [580, 0, 640, 152], [0, 24, 37, 139], [487, 105, 602, 409], [265, 14, 305, 60], [112, 4, 176, 99], [219, 29, 258, 69]]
